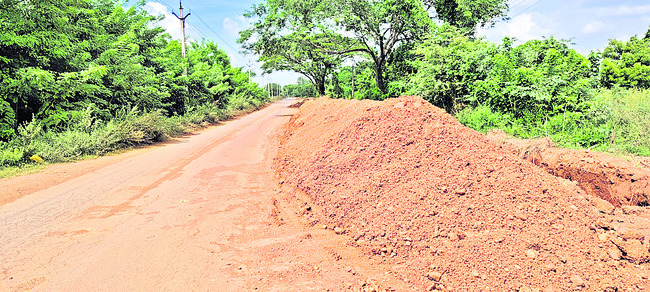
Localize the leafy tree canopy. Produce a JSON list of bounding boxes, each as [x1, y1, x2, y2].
[[240, 0, 432, 95], [601, 31, 650, 89], [423, 0, 510, 34], [0, 0, 267, 141]]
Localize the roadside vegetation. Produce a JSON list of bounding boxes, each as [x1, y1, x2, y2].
[[0, 0, 272, 170], [240, 0, 650, 157]]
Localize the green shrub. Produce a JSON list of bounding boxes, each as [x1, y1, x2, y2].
[[0, 95, 272, 169], [600, 88, 650, 155], [455, 105, 513, 133], [0, 144, 24, 166]]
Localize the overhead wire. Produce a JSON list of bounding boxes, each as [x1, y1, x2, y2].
[[147, 0, 248, 64], [508, 0, 528, 9], [183, 4, 244, 52], [491, 0, 545, 29], [510, 0, 544, 18]]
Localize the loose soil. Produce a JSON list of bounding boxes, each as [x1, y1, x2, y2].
[[3, 97, 649, 291], [486, 130, 650, 207], [2, 100, 400, 291], [276, 96, 650, 291]]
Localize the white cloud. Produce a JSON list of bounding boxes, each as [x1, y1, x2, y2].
[[143, 2, 181, 40], [143, 1, 199, 41], [222, 17, 241, 36], [478, 13, 551, 44], [506, 14, 538, 42], [581, 21, 604, 34]]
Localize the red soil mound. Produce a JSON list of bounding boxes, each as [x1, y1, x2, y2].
[[486, 130, 650, 207], [276, 97, 649, 291]]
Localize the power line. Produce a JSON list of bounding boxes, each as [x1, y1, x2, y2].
[[147, 1, 246, 64], [510, 0, 544, 18], [508, 0, 528, 9], [183, 5, 242, 53], [492, 0, 545, 29], [185, 11, 247, 64], [187, 25, 204, 40]]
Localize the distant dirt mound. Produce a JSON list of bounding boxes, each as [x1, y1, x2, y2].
[[276, 96, 649, 291], [288, 98, 309, 108], [486, 129, 650, 207]]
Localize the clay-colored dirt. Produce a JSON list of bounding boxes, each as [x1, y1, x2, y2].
[[2, 96, 649, 291], [486, 129, 650, 207], [276, 96, 650, 291], [0, 99, 409, 291]]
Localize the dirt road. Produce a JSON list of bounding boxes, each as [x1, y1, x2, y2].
[[0, 99, 397, 291]]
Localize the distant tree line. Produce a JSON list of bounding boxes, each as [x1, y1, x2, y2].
[[242, 0, 650, 155]]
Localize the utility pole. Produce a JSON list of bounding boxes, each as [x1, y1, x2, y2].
[[246, 59, 252, 84], [172, 0, 190, 75], [352, 65, 355, 99]]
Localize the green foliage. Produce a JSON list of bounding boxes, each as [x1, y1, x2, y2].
[[457, 88, 650, 156], [601, 33, 650, 89], [0, 99, 15, 139], [408, 25, 497, 112], [598, 88, 650, 155], [285, 77, 318, 97], [240, 0, 433, 95], [408, 26, 596, 115], [423, 0, 510, 33], [0, 0, 271, 168], [0, 100, 266, 168], [408, 25, 649, 157], [327, 62, 382, 100], [455, 105, 512, 133]]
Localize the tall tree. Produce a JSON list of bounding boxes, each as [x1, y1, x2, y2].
[[601, 33, 650, 89], [240, 0, 432, 95], [239, 31, 340, 95], [328, 0, 432, 94], [422, 0, 509, 34]]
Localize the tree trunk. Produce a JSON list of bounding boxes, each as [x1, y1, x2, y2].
[[304, 74, 326, 96], [315, 75, 326, 96], [375, 62, 387, 95]]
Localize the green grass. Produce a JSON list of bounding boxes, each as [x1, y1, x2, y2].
[[0, 97, 272, 177], [0, 164, 46, 179], [456, 87, 650, 157]]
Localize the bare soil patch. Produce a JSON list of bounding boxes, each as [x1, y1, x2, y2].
[[276, 96, 650, 291], [486, 130, 650, 207]]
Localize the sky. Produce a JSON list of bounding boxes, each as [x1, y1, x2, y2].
[[137, 0, 650, 86]]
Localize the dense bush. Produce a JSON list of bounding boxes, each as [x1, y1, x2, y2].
[[0, 0, 270, 168], [0, 0, 268, 142], [401, 25, 649, 156], [285, 77, 318, 97], [0, 100, 261, 168], [601, 31, 650, 89], [407, 25, 596, 116], [456, 88, 650, 155]]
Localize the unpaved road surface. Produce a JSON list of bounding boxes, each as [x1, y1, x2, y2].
[[3, 96, 649, 291], [0, 99, 395, 291]]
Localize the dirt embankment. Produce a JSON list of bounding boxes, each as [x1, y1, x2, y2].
[[486, 130, 650, 208], [275, 96, 650, 291]]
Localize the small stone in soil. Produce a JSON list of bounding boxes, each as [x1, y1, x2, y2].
[[569, 275, 585, 286], [525, 249, 537, 259], [608, 247, 622, 260], [598, 233, 609, 241], [426, 271, 442, 282]]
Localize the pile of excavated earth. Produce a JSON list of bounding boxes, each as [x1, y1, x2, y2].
[[275, 96, 650, 291]]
